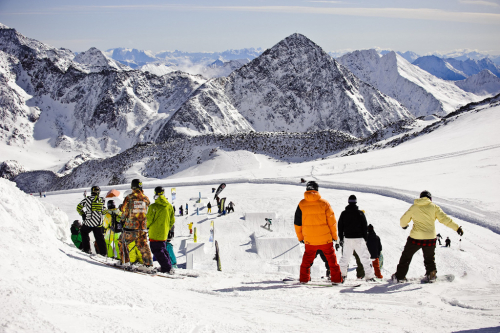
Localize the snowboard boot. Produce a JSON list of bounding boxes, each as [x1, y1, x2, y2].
[[425, 270, 437, 283], [326, 269, 330, 279], [391, 273, 407, 283], [341, 275, 347, 284]]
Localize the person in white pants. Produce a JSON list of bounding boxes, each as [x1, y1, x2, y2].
[[338, 195, 376, 282]]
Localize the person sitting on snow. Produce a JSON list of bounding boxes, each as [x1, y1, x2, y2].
[[70, 220, 83, 250]]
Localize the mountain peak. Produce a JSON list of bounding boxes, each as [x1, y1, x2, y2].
[[0, 23, 11, 29], [74, 47, 129, 72]]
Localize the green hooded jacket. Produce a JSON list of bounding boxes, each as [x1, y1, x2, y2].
[[146, 195, 175, 241]]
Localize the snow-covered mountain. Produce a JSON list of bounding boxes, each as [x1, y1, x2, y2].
[[157, 34, 413, 140], [0, 24, 207, 154], [455, 70, 500, 96], [73, 47, 130, 73], [103, 47, 157, 68], [337, 50, 481, 117], [412, 56, 468, 80], [413, 55, 500, 80], [445, 57, 500, 78]]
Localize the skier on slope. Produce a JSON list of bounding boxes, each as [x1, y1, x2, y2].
[[294, 181, 342, 284], [146, 186, 175, 274], [437, 233, 443, 245], [76, 186, 107, 255], [207, 202, 212, 214], [227, 201, 235, 214], [392, 190, 463, 283], [103, 200, 122, 259], [445, 237, 451, 247], [120, 179, 154, 271], [338, 195, 376, 282]]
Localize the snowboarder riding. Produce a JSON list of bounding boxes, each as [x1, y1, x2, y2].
[[392, 190, 463, 283]]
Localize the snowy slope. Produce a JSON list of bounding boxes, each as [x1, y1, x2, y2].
[[2, 96, 500, 331], [455, 70, 500, 96], [337, 50, 481, 117]]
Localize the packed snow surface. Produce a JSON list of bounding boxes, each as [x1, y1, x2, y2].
[[1, 101, 500, 332]]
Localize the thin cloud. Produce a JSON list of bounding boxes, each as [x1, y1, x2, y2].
[[459, 0, 499, 7], [5, 5, 500, 25], [306, 1, 344, 3]]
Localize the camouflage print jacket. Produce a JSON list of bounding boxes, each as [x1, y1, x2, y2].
[[121, 189, 150, 230]]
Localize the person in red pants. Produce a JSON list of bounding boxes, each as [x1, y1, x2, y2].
[[294, 181, 342, 284]]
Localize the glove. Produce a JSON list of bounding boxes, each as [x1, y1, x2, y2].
[[82, 213, 87, 221], [457, 226, 464, 236], [335, 243, 340, 251], [402, 225, 409, 230], [339, 239, 344, 247], [300, 240, 304, 244]]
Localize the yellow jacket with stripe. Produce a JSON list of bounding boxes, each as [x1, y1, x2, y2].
[[400, 197, 459, 240]]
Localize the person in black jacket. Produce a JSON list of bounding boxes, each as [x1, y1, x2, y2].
[[338, 195, 376, 282]]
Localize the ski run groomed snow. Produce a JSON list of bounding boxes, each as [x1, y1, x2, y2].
[[1, 98, 500, 332]]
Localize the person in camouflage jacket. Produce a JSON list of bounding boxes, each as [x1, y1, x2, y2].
[[120, 179, 153, 267]]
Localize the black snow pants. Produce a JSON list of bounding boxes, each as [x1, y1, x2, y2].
[[81, 224, 107, 256], [395, 237, 436, 280], [150, 241, 172, 273]]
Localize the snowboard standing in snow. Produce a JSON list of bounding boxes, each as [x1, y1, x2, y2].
[[214, 240, 222, 271]]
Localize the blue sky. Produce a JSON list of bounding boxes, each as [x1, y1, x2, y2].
[[1, 0, 499, 55]]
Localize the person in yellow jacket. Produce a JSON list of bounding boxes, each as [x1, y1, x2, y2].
[[294, 181, 342, 284], [392, 190, 463, 283]]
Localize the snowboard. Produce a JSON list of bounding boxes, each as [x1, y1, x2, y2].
[[261, 226, 273, 232], [88, 254, 195, 279], [420, 274, 455, 284], [215, 240, 222, 271], [390, 274, 455, 284], [282, 278, 361, 288]]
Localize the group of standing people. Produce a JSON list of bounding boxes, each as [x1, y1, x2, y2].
[[294, 181, 464, 284], [74, 180, 176, 274]]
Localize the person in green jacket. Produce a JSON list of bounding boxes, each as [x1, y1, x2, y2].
[[392, 190, 464, 283], [146, 186, 175, 274]]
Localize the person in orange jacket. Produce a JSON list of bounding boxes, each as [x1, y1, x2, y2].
[[294, 181, 342, 284]]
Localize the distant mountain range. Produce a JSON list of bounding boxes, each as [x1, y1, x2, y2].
[[1, 21, 499, 187]]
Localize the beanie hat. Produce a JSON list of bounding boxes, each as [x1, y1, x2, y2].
[[420, 190, 432, 201], [348, 195, 357, 203], [367, 224, 374, 231]]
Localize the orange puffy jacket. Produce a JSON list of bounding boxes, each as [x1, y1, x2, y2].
[[294, 190, 338, 245]]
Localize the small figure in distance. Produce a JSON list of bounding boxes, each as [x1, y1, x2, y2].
[[445, 237, 451, 247]]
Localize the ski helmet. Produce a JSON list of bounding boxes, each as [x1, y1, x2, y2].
[[306, 181, 319, 191], [107, 200, 116, 209], [154, 186, 165, 195], [420, 190, 432, 201], [91, 186, 100, 196], [131, 179, 142, 190]]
